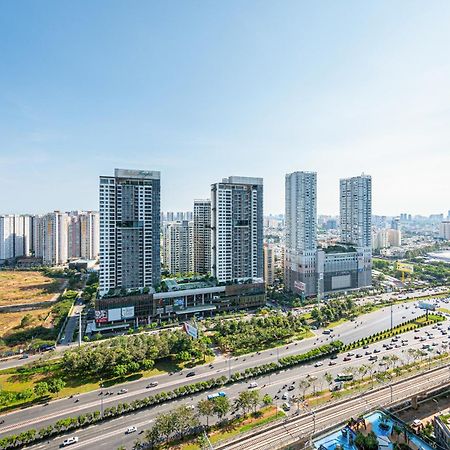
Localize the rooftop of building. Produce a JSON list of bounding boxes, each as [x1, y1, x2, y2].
[[321, 243, 357, 254], [313, 410, 434, 450]]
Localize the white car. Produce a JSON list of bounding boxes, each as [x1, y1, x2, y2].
[[126, 426, 137, 434], [118, 388, 128, 394], [282, 392, 289, 400], [62, 437, 79, 446], [282, 402, 291, 411], [314, 361, 323, 367], [248, 382, 258, 388]]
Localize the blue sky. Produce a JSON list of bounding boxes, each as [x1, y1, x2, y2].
[[1, 0, 449, 216]]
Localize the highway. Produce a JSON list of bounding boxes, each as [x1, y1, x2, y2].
[[1, 300, 449, 449]]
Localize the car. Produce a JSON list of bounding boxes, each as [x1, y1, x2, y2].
[[62, 437, 79, 446], [282, 392, 289, 400], [368, 355, 378, 361], [126, 426, 137, 434], [343, 357, 351, 362], [356, 354, 362, 358], [146, 381, 159, 388], [329, 361, 337, 366], [413, 419, 422, 427], [365, 351, 372, 355], [414, 335, 420, 340], [20, 354, 29, 359], [118, 388, 128, 394], [363, 345, 369, 349], [288, 385, 295, 391], [248, 382, 258, 388], [330, 354, 338, 360], [282, 402, 291, 411], [347, 352, 354, 357], [314, 361, 323, 367], [373, 349, 381, 353], [402, 316, 406, 319], [186, 371, 196, 377]]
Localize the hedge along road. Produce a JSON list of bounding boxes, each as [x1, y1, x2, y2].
[[0, 302, 441, 438]]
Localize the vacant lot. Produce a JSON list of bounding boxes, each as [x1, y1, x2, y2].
[[0, 271, 65, 307], [0, 307, 52, 339]]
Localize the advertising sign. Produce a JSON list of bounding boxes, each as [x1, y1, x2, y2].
[[95, 310, 108, 323], [294, 281, 306, 292], [396, 262, 414, 274], [156, 307, 164, 315], [108, 308, 122, 322], [418, 301, 436, 311], [174, 298, 185, 310], [165, 305, 173, 313], [121, 306, 135, 319], [183, 322, 198, 339]]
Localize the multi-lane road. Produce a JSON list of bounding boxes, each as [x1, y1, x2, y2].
[[1, 299, 449, 449]]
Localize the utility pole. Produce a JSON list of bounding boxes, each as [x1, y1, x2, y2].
[[390, 304, 393, 330]]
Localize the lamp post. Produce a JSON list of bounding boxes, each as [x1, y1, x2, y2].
[[100, 379, 104, 417]]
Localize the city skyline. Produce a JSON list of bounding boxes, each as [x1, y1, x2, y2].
[[1, 1, 450, 216]]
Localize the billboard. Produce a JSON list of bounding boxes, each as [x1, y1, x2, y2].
[[294, 281, 306, 292], [108, 308, 122, 322], [418, 301, 436, 311], [121, 306, 135, 319], [174, 298, 185, 309], [331, 274, 351, 290], [396, 262, 414, 274], [95, 310, 108, 323], [183, 322, 198, 339]]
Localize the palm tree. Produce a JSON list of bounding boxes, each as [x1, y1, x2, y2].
[[298, 378, 311, 400]]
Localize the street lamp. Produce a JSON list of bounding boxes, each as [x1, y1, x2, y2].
[[101, 388, 104, 417]]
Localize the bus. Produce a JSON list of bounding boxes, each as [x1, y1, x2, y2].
[[207, 391, 227, 400], [336, 373, 353, 382]]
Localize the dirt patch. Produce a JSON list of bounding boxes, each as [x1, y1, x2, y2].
[[0, 307, 53, 338], [0, 271, 64, 307]]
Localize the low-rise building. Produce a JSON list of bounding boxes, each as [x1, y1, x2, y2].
[[434, 415, 450, 450], [93, 277, 266, 330]]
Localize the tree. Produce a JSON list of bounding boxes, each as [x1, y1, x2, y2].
[[234, 391, 253, 416], [34, 382, 49, 397], [262, 394, 273, 406], [358, 365, 369, 382], [324, 372, 333, 387], [298, 378, 311, 399], [212, 396, 230, 421], [197, 399, 215, 428], [246, 390, 261, 414], [48, 378, 65, 394]]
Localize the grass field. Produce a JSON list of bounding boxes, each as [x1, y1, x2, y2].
[[0, 271, 65, 306], [0, 307, 52, 338]]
